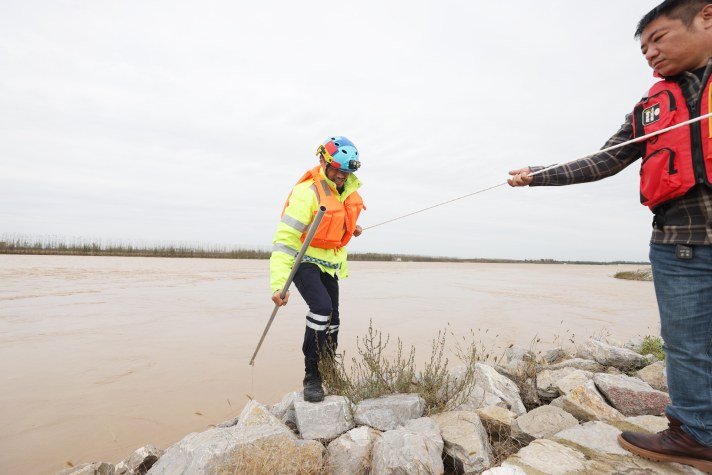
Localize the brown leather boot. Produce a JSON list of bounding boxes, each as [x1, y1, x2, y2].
[[618, 416, 712, 473]]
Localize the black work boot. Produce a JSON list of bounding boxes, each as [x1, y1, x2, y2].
[[303, 359, 324, 403]]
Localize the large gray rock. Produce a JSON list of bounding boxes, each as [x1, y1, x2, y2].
[[371, 417, 444, 475], [326, 426, 380, 475], [115, 445, 163, 475], [270, 391, 302, 428], [624, 336, 645, 353], [553, 421, 629, 456], [494, 346, 536, 382], [473, 363, 526, 415], [503, 439, 588, 474], [511, 405, 578, 443], [547, 358, 605, 373], [431, 411, 492, 474], [553, 369, 593, 395], [57, 463, 115, 475], [147, 399, 322, 475], [593, 373, 670, 416], [577, 339, 647, 370], [481, 466, 527, 475], [543, 347, 568, 365], [536, 367, 580, 399], [476, 405, 516, 437], [354, 393, 425, 431], [295, 395, 354, 440], [454, 383, 508, 412], [637, 360, 668, 392], [550, 380, 624, 423], [626, 414, 669, 433]]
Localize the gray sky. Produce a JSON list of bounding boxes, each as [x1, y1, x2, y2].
[[1, 1, 663, 262]]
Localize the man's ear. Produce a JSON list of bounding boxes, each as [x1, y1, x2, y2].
[[700, 4, 712, 27]]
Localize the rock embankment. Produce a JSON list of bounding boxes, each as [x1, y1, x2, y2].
[[59, 337, 705, 475]]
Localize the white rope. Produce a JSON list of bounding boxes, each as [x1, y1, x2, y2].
[[363, 111, 712, 231]]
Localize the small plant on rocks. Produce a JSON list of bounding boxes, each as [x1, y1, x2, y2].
[[320, 320, 481, 415], [639, 335, 665, 361]]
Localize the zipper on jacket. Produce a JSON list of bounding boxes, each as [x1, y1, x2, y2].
[[688, 73, 708, 184]]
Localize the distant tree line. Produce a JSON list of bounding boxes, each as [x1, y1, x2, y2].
[[0, 235, 647, 265]]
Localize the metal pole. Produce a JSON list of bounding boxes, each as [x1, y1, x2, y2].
[[249, 205, 327, 365]]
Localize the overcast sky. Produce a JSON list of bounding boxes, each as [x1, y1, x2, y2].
[[1, 1, 664, 262]]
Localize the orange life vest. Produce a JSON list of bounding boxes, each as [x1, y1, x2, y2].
[[282, 166, 365, 250], [633, 76, 712, 210]]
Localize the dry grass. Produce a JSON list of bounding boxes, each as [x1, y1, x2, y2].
[[614, 268, 653, 281], [487, 430, 528, 467], [216, 437, 326, 475], [319, 321, 482, 416]]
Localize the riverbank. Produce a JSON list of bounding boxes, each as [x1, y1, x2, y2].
[[64, 336, 677, 474]]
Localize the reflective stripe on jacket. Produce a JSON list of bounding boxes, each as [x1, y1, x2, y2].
[[633, 76, 712, 210], [269, 166, 364, 292]]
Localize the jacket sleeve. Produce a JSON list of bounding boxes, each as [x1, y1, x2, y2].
[[531, 113, 642, 186], [269, 183, 318, 292]]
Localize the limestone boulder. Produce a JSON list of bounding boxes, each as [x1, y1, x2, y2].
[[593, 373, 670, 416], [326, 426, 380, 475], [295, 395, 354, 440], [431, 411, 493, 474], [115, 445, 163, 475], [371, 417, 444, 475], [511, 405, 578, 443], [354, 393, 425, 431], [576, 339, 647, 371]]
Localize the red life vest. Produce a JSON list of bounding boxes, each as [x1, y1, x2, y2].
[[283, 166, 365, 250], [633, 76, 712, 210]]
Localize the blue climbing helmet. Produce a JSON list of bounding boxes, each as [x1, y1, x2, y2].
[[316, 136, 361, 173]]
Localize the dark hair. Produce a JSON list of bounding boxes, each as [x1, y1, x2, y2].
[[635, 0, 709, 38]]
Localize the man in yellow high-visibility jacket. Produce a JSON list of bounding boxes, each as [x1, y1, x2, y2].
[[270, 136, 365, 402]]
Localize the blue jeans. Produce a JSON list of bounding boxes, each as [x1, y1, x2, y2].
[[650, 243, 712, 447]]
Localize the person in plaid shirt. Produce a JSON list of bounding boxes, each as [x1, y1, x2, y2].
[[509, 1, 712, 472]]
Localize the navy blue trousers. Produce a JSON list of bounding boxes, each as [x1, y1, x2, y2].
[[292, 263, 340, 362]]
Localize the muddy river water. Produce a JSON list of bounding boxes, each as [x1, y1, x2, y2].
[[0, 255, 659, 474]]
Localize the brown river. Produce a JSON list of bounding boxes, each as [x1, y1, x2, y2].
[[0, 255, 659, 474]]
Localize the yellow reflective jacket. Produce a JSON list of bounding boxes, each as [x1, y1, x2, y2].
[[270, 166, 364, 293]]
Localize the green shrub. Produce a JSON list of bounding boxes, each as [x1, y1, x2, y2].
[[639, 335, 665, 361]]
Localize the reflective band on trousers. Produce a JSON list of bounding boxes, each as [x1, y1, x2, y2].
[[306, 311, 329, 331]]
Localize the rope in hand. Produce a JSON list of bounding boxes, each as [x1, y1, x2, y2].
[[362, 111, 712, 231]]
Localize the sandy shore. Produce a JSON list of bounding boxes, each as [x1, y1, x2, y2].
[[0, 255, 658, 475]]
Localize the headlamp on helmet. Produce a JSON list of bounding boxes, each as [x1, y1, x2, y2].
[[317, 136, 361, 173]]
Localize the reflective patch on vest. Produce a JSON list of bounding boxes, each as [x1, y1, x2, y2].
[[272, 242, 298, 257], [281, 213, 308, 232], [642, 104, 661, 126]]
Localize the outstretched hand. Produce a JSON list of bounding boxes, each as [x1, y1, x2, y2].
[[507, 167, 534, 187]]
